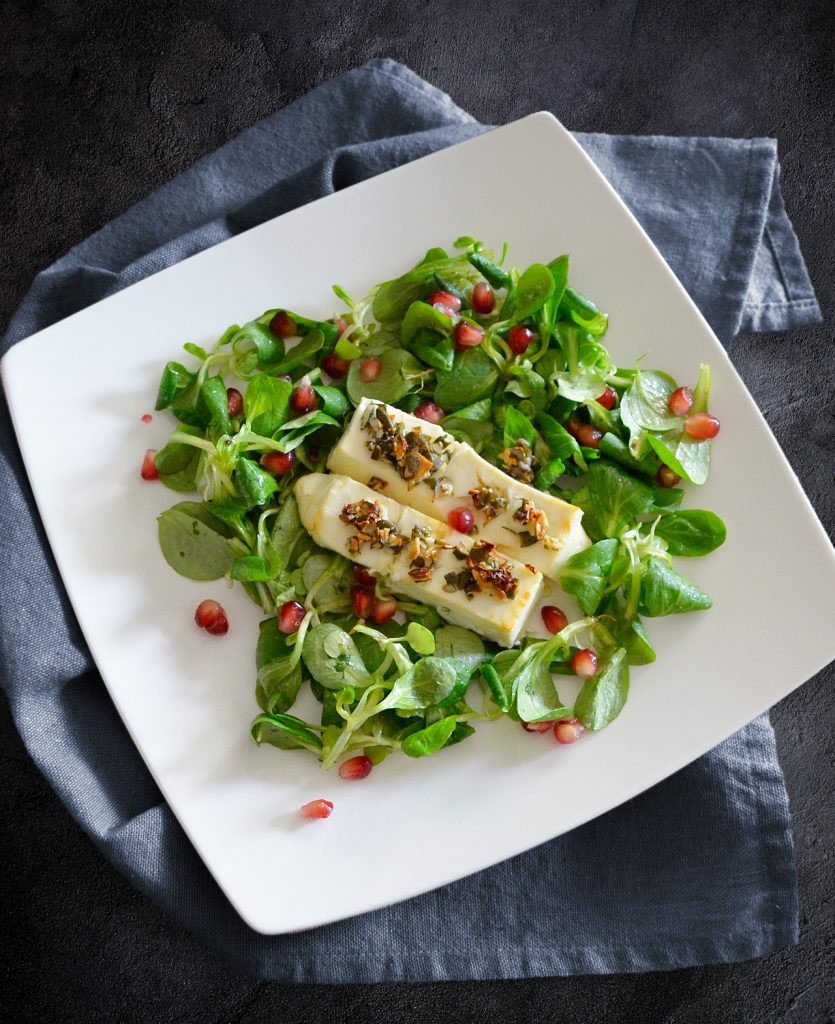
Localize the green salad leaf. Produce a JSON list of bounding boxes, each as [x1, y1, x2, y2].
[[150, 235, 723, 774]]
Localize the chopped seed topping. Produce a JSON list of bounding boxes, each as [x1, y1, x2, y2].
[[361, 402, 453, 490], [406, 526, 442, 581], [511, 497, 560, 548], [340, 500, 405, 555], [367, 476, 388, 492], [468, 485, 508, 523], [499, 439, 538, 483], [442, 540, 519, 600]]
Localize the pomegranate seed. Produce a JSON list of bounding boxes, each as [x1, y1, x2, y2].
[[278, 374, 293, 383], [261, 450, 297, 475], [414, 401, 445, 424], [300, 798, 334, 819], [668, 386, 694, 417], [541, 605, 568, 634], [448, 507, 475, 533], [141, 413, 153, 424], [507, 325, 535, 355], [656, 464, 681, 488], [565, 412, 583, 440], [471, 282, 495, 315], [685, 412, 720, 440], [426, 290, 462, 314], [141, 449, 159, 480], [435, 303, 459, 319], [572, 648, 598, 679], [334, 316, 349, 336], [270, 311, 297, 338], [290, 381, 317, 414], [554, 719, 585, 745], [351, 585, 374, 619], [453, 321, 485, 350], [307, 449, 321, 464], [338, 755, 373, 780], [278, 600, 306, 634], [596, 385, 618, 409], [574, 422, 602, 449], [322, 352, 350, 378], [194, 599, 229, 636], [226, 387, 244, 418], [370, 596, 398, 625], [521, 720, 553, 733], [360, 357, 381, 382], [353, 565, 376, 587]]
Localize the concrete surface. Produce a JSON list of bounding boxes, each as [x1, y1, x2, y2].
[[1, 1, 833, 1021]]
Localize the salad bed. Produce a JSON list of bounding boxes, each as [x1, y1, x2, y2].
[[148, 237, 725, 774]]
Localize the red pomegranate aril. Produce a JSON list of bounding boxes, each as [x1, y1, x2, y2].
[[360, 357, 382, 382], [352, 564, 376, 587], [596, 385, 618, 410], [141, 413, 153, 424], [471, 281, 495, 315], [656, 464, 681, 488], [226, 387, 244, 418], [448, 507, 475, 533], [322, 352, 350, 378], [426, 290, 462, 314], [685, 412, 720, 440], [453, 321, 485, 350], [278, 600, 306, 634], [300, 798, 334, 819], [554, 719, 585, 745], [270, 311, 297, 338], [351, 585, 375, 619], [339, 755, 373, 780], [261, 450, 297, 475], [565, 412, 584, 440], [141, 449, 159, 480], [194, 599, 229, 636], [668, 386, 694, 417], [370, 596, 398, 625], [290, 381, 317, 414], [414, 401, 445, 424], [334, 315, 349, 336], [521, 720, 553, 733], [574, 422, 602, 449], [507, 324, 535, 355], [541, 605, 568, 635], [572, 648, 598, 679]]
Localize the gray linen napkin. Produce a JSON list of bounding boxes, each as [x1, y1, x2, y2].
[[0, 59, 821, 982]]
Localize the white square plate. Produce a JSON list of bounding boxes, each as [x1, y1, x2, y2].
[[4, 114, 835, 934]]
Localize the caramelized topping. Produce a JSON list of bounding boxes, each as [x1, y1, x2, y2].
[[406, 525, 442, 582], [443, 540, 519, 600], [367, 476, 388, 492], [498, 439, 538, 483], [340, 500, 404, 555], [510, 497, 559, 548], [362, 402, 453, 490], [468, 485, 508, 523]]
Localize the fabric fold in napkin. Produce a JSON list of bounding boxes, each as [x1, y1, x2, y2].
[[0, 59, 821, 982]]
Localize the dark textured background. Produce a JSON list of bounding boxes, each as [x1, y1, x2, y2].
[[2, 1, 833, 1021]]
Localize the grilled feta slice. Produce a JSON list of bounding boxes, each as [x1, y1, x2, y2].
[[294, 473, 543, 646], [327, 398, 589, 577]]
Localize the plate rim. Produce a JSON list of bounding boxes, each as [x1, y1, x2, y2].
[[3, 110, 834, 934]]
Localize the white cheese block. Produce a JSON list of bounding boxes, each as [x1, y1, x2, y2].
[[294, 473, 543, 646], [327, 398, 590, 577]]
